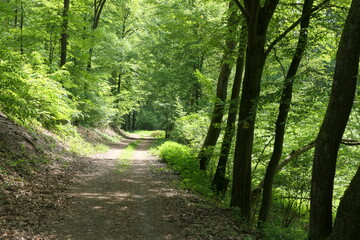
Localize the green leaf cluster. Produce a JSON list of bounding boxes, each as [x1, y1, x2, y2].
[[156, 141, 212, 196]]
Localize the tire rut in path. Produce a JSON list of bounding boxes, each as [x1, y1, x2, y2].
[[53, 139, 184, 240]]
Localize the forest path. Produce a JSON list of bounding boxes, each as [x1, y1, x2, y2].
[[52, 138, 184, 239]]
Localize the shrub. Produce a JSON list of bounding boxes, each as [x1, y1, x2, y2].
[[156, 141, 212, 196], [170, 112, 209, 148], [0, 51, 79, 127]]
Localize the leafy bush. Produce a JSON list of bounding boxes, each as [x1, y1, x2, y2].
[[170, 112, 209, 148], [0, 51, 79, 127], [156, 141, 212, 196]]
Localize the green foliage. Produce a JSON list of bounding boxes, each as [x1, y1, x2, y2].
[[94, 129, 122, 143], [0, 0, 358, 236], [0, 50, 79, 127], [7, 157, 50, 175], [263, 222, 307, 240], [132, 130, 165, 139], [155, 141, 212, 196], [170, 112, 209, 148], [54, 124, 108, 155]]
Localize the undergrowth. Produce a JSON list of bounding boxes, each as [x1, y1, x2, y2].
[[54, 124, 109, 155], [133, 130, 166, 139], [154, 141, 213, 197]]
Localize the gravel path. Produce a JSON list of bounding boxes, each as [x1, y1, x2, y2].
[[52, 139, 184, 240]]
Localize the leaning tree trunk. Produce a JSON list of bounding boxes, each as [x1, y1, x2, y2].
[[230, 0, 279, 220], [309, 0, 360, 239], [329, 164, 360, 240], [258, 0, 314, 227], [198, 1, 239, 171], [212, 25, 246, 195], [60, 0, 70, 67]]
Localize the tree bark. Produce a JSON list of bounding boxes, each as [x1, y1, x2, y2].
[[198, 1, 239, 171], [87, 0, 107, 70], [60, 0, 70, 67], [117, 72, 122, 93], [19, 2, 24, 55], [252, 139, 358, 200], [330, 165, 360, 240], [212, 25, 246, 195], [230, 0, 279, 220], [258, 0, 314, 227], [309, 0, 360, 238]]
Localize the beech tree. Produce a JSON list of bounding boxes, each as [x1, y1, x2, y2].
[[212, 25, 246, 195], [258, 0, 315, 226], [60, 0, 70, 67], [231, 0, 280, 219], [197, 1, 239, 171], [309, 0, 360, 238]]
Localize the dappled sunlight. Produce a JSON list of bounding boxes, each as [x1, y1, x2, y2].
[[54, 139, 184, 239]]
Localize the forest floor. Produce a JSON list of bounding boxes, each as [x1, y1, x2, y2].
[[49, 137, 255, 240], [0, 114, 257, 239]]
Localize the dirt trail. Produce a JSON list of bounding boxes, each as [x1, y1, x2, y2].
[[52, 138, 184, 240]]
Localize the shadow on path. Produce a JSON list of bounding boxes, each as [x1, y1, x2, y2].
[[52, 138, 184, 240]]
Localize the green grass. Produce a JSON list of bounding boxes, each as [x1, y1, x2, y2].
[[94, 129, 122, 143], [54, 124, 110, 155], [115, 140, 141, 173], [132, 130, 166, 139]]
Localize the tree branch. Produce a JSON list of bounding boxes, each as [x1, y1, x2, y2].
[[232, 0, 248, 20], [341, 139, 360, 146], [252, 137, 359, 196], [264, 0, 330, 56]]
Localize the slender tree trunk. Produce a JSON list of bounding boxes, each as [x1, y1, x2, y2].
[[19, 2, 24, 55], [212, 25, 246, 195], [190, 54, 205, 109], [87, 0, 107, 70], [117, 72, 122, 93], [258, 0, 314, 227], [14, 4, 18, 27], [93, 0, 107, 30], [60, 0, 70, 67], [230, 0, 279, 220], [131, 110, 136, 131], [330, 165, 360, 240], [198, 1, 239, 171], [309, 0, 360, 238], [48, 24, 56, 65]]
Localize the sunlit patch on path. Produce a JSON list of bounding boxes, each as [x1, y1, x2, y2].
[[52, 138, 184, 239]]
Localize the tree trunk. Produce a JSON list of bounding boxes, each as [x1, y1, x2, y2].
[[117, 72, 122, 93], [20, 2, 24, 55], [309, 0, 360, 238], [212, 25, 246, 195], [258, 0, 314, 227], [60, 0, 70, 67], [198, 1, 239, 171], [87, 0, 107, 70], [330, 165, 360, 240], [131, 110, 136, 131], [230, 0, 279, 220]]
